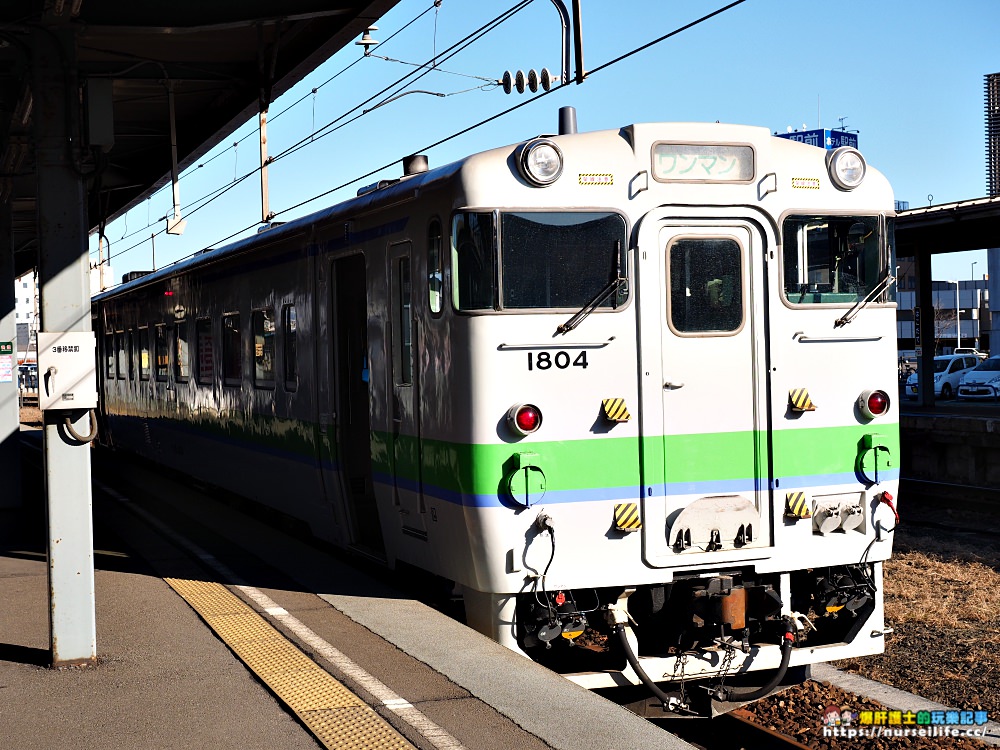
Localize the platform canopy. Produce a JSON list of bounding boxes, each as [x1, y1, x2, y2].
[[896, 195, 1000, 256], [0, 0, 399, 279]]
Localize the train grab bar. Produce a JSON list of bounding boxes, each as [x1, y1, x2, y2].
[[498, 337, 615, 351], [793, 332, 883, 344]]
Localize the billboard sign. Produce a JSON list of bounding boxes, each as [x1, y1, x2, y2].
[[776, 128, 859, 150]]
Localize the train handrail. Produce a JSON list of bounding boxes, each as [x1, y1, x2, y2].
[[793, 332, 883, 344], [498, 337, 615, 351]]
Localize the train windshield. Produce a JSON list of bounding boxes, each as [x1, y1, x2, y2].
[[782, 215, 894, 306], [501, 211, 627, 310], [452, 211, 628, 312]]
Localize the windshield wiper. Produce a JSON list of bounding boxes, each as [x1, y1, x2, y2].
[[556, 241, 625, 335], [834, 265, 895, 328]]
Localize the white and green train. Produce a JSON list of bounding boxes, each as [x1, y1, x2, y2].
[[95, 109, 900, 714]]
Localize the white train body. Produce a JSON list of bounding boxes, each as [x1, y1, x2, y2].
[[95, 118, 900, 710]]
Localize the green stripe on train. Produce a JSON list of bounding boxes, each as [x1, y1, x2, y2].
[[371, 423, 900, 495]]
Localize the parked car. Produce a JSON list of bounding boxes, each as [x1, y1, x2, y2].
[[903, 354, 979, 400], [957, 356, 1000, 400], [954, 347, 988, 361]]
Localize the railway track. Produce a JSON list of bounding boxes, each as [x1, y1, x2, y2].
[[652, 709, 814, 749]]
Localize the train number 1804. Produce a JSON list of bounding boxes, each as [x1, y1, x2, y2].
[[527, 351, 589, 371]]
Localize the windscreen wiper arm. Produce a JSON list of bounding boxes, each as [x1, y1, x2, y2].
[[834, 266, 895, 328], [556, 241, 626, 335]]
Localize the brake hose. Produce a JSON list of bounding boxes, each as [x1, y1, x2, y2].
[[711, 619, 796, 703]]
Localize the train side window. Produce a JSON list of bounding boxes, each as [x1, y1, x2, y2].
[[451, 212, 496, 310], [667, 238, 743, 334], [196, 318, 213, 385], [154, 324, 169, 381], [222, 313, 241, 386], [138, 326, 151, 381], [175, 321, 190, 382], [115, 331, 126, 379], [252, 308, 276, 387], [283, 305, 297, 389], [428, 219, 443, 315], [105, 334, 114, 378]]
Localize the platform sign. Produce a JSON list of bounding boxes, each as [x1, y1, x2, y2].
[[776, 129, 859, 150]]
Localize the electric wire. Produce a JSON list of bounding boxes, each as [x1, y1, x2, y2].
[[92, 1, 442, 259], [100, 0, 748, 277], [100, 1, 532, 269]]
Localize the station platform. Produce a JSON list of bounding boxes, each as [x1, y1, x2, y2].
[[0, 432, 690, 750]]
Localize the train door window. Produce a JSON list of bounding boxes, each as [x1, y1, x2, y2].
[[222, 313, 241, 385], [252, 308, 275, 387], [283, 305, 297, 389], [138, 326, 151, 381], [667, 238, 744, 334], [154, 324, 169, 381], [428, 219, 443, 315], [105, 333, 114, 378], [196, 317, 213, 385], [394, 256, 413, 385], [127, 329, 136, 380], [451, 212, 496, 310], [114, 331, 125, 379], [175, 321, 190, 381]]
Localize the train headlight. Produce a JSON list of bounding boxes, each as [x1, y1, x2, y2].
[[517, 139, 563, 187], [827, 147, 866, 191], [507, 403, 543, 435], [858, 389, 890, 419]]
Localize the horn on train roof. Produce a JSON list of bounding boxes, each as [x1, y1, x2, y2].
[[403, 154, 428, 176]]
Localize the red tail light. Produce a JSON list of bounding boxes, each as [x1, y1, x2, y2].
[[858, 389, 890, 419], [507, 403, 542, 436]]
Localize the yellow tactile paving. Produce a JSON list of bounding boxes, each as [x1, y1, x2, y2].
[[164, 577, 414, 750]]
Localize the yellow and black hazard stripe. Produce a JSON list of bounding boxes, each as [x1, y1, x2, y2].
[[614, 502, 641, 532], [785, 491, 811, 519], [602, 398, 631, 423], [788, 388, 816, 412]]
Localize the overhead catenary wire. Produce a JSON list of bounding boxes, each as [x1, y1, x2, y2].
[[102, 1, 536, 269], [100, 0, 749, 278]]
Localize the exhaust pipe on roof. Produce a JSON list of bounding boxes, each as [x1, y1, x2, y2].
[[558, 106, 577, 135]]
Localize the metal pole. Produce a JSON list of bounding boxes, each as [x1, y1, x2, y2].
[[260, 109, 270, 222], [31, 23, 97, 667], [954, 280, 961, 351], [0, 202, 20, 510]]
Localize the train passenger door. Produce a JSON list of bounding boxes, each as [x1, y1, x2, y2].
[[331, 254, 384, 557], [637, 217, 771, 566], [388, 242, 426, 537]]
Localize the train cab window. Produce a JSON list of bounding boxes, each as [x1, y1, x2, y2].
[[252, 308, 276, 387], [428, 220, 443, 315], [500, 212, 628, 309], [222, 313, 241, 385], [154, 324, 169, 381], [175, 321, 190, 381], [115, 331, 126, 379], [138, 327, 151, 381], [451, 212, 496, 310], [782, 215, 889, 305], [283, 305, 297, 389], [196, 318, 213, 385], [667, 238, 743, 334]]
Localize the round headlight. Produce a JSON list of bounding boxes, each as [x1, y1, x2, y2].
[[518, 139, 563, 187], [827, 147, 866, 191]]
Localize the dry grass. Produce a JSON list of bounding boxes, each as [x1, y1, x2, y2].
[[884, 548, 1000, 627]]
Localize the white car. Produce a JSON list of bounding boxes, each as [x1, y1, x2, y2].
[[957, 356, 1000, 400], [904, 354, 979, 400]]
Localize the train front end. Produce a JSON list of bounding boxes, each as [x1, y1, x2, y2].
[[433, 117, 898, 713]]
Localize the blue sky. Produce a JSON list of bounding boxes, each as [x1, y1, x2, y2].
[[93, 0, 1000, 285]]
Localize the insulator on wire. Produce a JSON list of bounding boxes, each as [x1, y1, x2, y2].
[[499, 68, 554, 95]]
